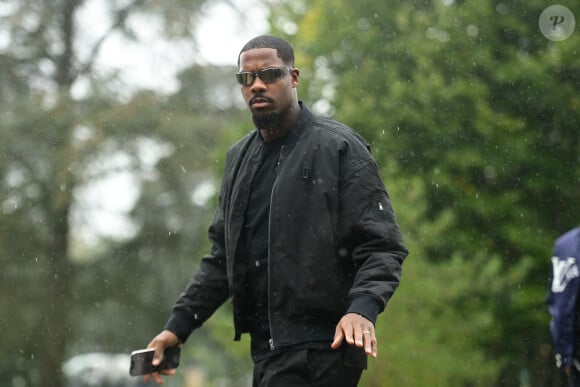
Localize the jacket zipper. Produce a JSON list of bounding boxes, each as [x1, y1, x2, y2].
[[267, 145, 285, 351]]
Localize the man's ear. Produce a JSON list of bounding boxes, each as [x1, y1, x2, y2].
[[291, 68, 300, 87]]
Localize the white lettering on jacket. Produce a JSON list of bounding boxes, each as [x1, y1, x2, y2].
[[551, 256, 579, 292]]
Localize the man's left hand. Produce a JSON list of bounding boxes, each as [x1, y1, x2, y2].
[[330, 313, 377, 357]]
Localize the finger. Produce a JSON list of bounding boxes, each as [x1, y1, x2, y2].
[[343, 323, 355, 345], [362, 330, 374, 355], [371, 329, 378, 357], [363, 332, 371, 353], [152, 372, 164, 384], [355, 328, 364, 348], [152, 347, 165, 367], [331, 324, 345, 349], [147, 336, 168, 367], [358, 326, 373, 349], [360, 326, 375, 351]]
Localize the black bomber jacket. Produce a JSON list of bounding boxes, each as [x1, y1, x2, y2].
[[165, 103, 408, 350]]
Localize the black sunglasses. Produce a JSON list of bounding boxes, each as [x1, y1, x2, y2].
[[235, 67, 292, 86]]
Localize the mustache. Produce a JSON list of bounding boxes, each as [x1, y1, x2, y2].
[[249, 94, 274, 106]]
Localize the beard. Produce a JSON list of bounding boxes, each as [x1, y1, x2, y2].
[[251, 110, 280, 130]]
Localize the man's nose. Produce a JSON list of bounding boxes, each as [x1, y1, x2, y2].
[[250, 75, 267, 91]]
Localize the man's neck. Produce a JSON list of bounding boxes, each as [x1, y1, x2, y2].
[[259, 103, 301, 142]]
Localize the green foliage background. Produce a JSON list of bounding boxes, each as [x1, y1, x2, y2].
[[267, 0, 578, 385]]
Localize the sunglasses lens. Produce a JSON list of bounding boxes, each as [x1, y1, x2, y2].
[[259, 68, 283, 83], [235, 72, 254, 86], [235, 68, 290, 86]]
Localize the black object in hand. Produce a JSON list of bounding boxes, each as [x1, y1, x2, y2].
[[129, 346, 181, 376]]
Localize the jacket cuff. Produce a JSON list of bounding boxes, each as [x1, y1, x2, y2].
[[164, 311, 196, 344], [346, 294, 382, 325], [556, 353, 574, 369]]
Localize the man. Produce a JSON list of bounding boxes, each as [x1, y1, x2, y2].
[[548, 226, 580, 386], [144, 35, 408, 387]]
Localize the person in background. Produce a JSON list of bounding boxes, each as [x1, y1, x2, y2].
[[143, 35, 408, 387], [547, 226, 580, 386]]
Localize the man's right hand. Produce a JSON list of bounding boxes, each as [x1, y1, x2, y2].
[[143, 330, 180, 384]]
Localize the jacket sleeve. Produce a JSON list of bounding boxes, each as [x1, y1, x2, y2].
[[339, 148, 409, 323], [164, 180, 230, 343], [547, 239, 580, 368]]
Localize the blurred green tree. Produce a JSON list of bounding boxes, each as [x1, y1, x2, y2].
[[0, 1, 250, 386], [268, 0, 579, 385]]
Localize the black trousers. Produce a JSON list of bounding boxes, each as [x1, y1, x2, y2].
[[252, 346, 367, 387]]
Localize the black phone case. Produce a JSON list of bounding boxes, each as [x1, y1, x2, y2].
[[129, 346, 181, 376]]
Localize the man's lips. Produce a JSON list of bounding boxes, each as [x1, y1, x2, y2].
[[249, 96, 273, 108]]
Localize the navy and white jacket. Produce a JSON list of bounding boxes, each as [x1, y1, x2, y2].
[[547, 227, 580, 369]]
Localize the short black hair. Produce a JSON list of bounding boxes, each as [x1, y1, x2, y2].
[[238, 35, 295, 66]]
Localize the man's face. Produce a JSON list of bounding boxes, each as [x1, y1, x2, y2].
[[238, 48, 299, 130]]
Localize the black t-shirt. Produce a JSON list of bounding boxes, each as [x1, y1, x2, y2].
[[238, 134, 286, 356], [238, 107, 334, 361]]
